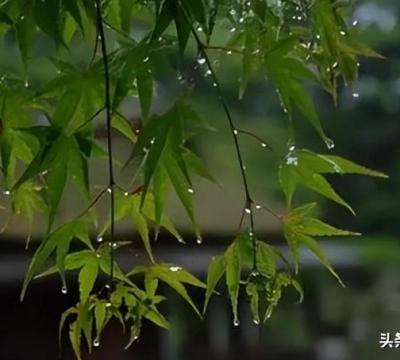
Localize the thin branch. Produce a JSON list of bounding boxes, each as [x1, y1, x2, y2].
[[103, 20, 136, 41], [203, 44, 243, 54], [77, 187, 108, 219], [236, 129, 273, 151], [95, 0, 116, 285], [177, 1, 258, 271]]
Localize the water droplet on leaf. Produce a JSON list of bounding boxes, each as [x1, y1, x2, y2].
[[169, 266, 182, 272], [93, 337, 100, 347], [61, 286, 68, 294]]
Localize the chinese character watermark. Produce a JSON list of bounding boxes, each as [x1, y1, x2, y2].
[[379, 332, 400, 349]]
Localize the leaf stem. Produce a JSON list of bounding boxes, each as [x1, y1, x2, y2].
[[75, 106, 105, 132], [95, 0, 116, 285], [177, 1, 258, 271]]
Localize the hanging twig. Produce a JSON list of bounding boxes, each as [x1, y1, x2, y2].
[[177, 1, 259, 271], [95, 0, 116, 285]]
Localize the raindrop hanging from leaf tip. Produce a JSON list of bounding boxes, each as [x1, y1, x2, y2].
[[93, 337, 100, 347], [325, 138, 335, 150]]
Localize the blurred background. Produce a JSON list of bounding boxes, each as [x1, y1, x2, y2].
[[1, 0, 400, 359]]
